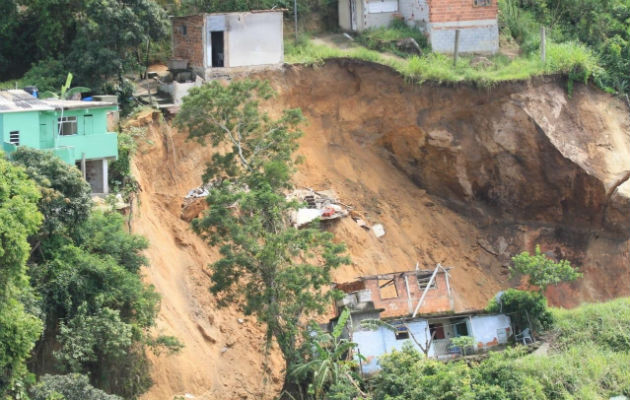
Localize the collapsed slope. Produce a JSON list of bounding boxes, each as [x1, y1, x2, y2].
[[133, 59, 629, 399]]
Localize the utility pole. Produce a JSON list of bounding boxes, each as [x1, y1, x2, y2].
[[294, 0, 298, 42]]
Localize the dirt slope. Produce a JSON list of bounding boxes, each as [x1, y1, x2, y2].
[[133, 60, 630, 399]]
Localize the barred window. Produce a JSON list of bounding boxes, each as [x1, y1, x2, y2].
[[9, 131, 19, 145], [473, 0, 492, 6], [58, 116, 78, 135], [417, 273, 437, 290]]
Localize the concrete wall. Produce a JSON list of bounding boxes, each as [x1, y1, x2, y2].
[[399, 0, 430, 29], [172, 15, 205, 69], [1, 111, 40, 148], [354, 319, 431, 374], [429, 20, 499, 53], [226, 12, 283, 68], [469, 314, 512, 348]]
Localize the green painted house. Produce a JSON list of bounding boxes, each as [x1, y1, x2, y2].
[[0, 90, 118, 193]]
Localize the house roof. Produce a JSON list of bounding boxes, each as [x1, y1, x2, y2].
[[0, 90, 54, 113], [334, 267, 453, 287], [173, 9, 286, 19], [0, 90, 116, 113]]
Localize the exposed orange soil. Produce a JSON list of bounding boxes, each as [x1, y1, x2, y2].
[[132, 60, 629, 399]]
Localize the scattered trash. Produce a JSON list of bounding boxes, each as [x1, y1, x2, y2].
[[372, 224, 385, 238], [287, 188, 350, 228], [237, 318, 244, 324]]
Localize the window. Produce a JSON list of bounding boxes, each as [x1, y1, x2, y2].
[[378, 278, 398, 299], [429, 323, 445, 339], [417, 273, 437, 290], [180, 24, 187, 36], [455, 321, 469, 336], [367, 0, 398, 13], [9, 131, 20, 146], [58, 116, 78, 135], [473, 0, 492, 6], [393, 324, 409, 340]]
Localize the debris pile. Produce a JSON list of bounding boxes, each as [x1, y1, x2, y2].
[[287, 188, 350, 227]]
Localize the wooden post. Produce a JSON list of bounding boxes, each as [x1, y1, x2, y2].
[[453, 29, 461, 66], [540, 26, 546, 63]]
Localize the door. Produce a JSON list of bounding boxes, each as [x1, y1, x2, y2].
[[39, 123, 53, 148], [206, 15, 226, 68], [84, 114, 93, 135], [211, 31, 224, 67]]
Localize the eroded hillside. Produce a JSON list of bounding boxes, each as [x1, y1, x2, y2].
[[133, 59, 629, 399]]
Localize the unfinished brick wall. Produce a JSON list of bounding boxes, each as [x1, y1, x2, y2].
[[172, 15, 204, 69], [361, 273, 453, 319], [428, 0, 497, 22]]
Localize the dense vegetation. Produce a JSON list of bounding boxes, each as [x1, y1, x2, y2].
[[297, 297, 629, 400], [0, 0, 169, 99], [0, 148, 180, 399]]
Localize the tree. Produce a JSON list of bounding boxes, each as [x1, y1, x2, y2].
[[11, 147, 92, 240], [0, 156, 43, 397], [511, 245, 582, 293], [174, 79, 349, 389], [487, 289, 554, 333]]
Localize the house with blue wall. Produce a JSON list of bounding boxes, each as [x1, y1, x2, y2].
[[0, 90, 118, 193], [330, 265, 513, 374]]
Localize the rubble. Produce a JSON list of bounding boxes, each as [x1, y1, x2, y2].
[[287, 188, 350, 227]]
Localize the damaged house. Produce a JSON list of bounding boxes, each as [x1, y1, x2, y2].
[[331, 264, 512, 374]]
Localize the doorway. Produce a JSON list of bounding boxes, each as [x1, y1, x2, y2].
[[211, 31, 224, 67]]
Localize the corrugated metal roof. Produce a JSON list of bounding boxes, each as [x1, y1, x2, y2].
[[0, 90, 54, 112], [0, 90, 116, 113]]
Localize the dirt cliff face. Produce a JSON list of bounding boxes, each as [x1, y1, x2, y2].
[[133, 60, 629, 399]]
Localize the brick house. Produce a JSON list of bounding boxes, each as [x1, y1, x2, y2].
[[330, 265, 512, 373], [338, 0, 499, 53], [171, 10, 284, 80]]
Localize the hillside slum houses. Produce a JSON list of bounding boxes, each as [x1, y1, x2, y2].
[[329, 264, 512, 374]]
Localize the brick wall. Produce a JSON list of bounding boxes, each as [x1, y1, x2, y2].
[[172, 15, 205, 69], [362, 273, 453, 319], [428, 0, 497, 22]]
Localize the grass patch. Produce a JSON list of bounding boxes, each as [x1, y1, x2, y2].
[[355, 19, 429, 57], [286, 37, 600, 89]]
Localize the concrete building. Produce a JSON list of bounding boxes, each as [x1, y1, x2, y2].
[[330, 265, 512, 374], [338, 0, 499, 54], [171, 10, 284, 80], [0, 90, 118, 194]]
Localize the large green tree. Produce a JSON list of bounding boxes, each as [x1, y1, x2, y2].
[[0, 156, 43, 398], [7, 0, 169, 91], [9, 148, 179, 398], [174, 79, 348, 388]]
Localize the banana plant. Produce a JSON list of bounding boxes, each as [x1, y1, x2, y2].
[[290, 308, 366, 399], [39, 73, 90, 100]]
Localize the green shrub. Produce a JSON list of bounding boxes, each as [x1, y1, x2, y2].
[[30, 374, 122, 400], [487, 289, 553, 333]]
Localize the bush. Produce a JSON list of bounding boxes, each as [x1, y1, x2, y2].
[[487, 289, 553, 333], [30, 374, 122, 400]]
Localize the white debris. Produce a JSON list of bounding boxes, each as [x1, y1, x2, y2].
[[288, 188, 350, 227], [372, 224, 385, 238]]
